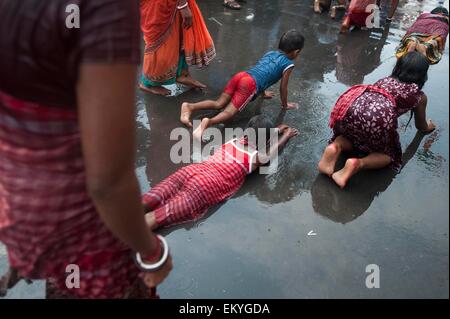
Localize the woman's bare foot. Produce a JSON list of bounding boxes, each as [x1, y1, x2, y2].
[[318, 143, 341, 176], [139, 84, 171, 96], [332, 158, 361, 189], [176, 75, 207, 89], [145, 212, 159, 231], [180, 102, 193, 127], [193, 118, 210, 140], [314, 0, 322, 13]]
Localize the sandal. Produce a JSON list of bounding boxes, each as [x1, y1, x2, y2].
[[223, 0, 241, 10]]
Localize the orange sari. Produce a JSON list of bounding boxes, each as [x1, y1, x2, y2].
[[140, 0, 216, 86]]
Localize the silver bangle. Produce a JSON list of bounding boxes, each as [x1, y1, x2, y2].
[[134, 235, 169, 272], [177, 2, 188, 10]]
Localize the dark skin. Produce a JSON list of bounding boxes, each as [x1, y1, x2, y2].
[[78, 64, 172, 289]]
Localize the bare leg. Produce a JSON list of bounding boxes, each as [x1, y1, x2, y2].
[[314, 0, 322, 13], [332, 153, 392, 188], [139, 84, 171, 96], [340, 16, 351, 33], [387, 0, 398, 20], [193, 103, 238, 140], [180, 93, 231, 127], [318, 135, 353, 176]]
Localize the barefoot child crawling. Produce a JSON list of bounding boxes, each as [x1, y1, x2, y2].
[[143, 116, 299, 230], [180, 30, 305, 139], [318, 52, 435, 188]]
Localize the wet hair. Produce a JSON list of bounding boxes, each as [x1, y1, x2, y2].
[[391, 52, 429, 89], [278, 29, 305, 53], [431, 6, 449, 17], [244, 115, 274, 147]]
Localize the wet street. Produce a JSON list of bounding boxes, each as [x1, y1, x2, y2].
[[2, 0, 449, 298]]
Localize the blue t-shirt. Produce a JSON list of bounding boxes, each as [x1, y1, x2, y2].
[[246, 51, 295, 95]]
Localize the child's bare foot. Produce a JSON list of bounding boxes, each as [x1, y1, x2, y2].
[[180, 102, 193, 127], [318, 143, 341, 176], [145, 212, 159, 231], [176, 75, 207, 89], [139, 84, 171, 96], [340, 17, 351, 33], [314, 0, 322, 13], [193, 118, 210, 140], [332, 158, 360, 189]]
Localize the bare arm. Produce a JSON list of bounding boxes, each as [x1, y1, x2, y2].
[[414, 94, 435, 133], [280, 68, 294, 109], [256, 126, 299, 165], [77, 64, 157, 257]]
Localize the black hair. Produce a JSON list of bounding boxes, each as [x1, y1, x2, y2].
[[392, 52, 429, 89], [278, 29, 305, 53], [431, 6, 449, 17], [244, 115, 274, 148]]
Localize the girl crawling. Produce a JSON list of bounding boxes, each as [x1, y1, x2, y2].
[[318, 52, 435, 188], [142, 116, 299, 230]]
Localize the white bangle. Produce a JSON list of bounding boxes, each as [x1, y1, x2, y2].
[[134, 235, 170, 272], [177, 2, 188, 10]]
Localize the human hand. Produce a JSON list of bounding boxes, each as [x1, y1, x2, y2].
[[282, 102, 299, 110], [139, 254, 173, 288], [180, 6, 193, 29], [263, 91, 275, 99], [283, 127, 299, 139]]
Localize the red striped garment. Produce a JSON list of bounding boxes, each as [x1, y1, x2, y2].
[[329, 84, 396, 128], [0, 91, 145, 298], [142, 138, 258, 227]]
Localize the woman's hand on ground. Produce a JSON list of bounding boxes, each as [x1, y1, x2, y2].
[[180, 6, 193, 29], [139, 254, 173, 288]]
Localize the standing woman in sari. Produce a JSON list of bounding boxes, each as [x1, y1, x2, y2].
[[140, 0, 216, 96]]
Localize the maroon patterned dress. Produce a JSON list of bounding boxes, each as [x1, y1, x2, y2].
[[332, 77, 424, 172]]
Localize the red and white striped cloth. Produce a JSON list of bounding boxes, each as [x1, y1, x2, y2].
[[143, 138, 257, 227]]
